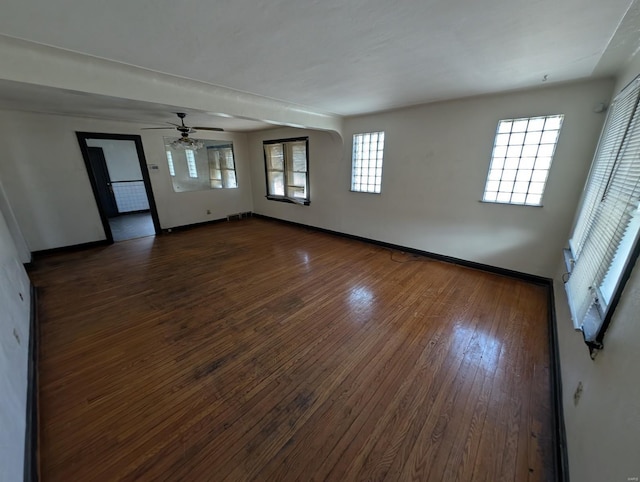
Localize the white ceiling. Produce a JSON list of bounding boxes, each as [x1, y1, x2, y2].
[[0, 0, 638, 121]]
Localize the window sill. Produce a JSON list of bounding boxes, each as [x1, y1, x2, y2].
[[265, 195, 310, 206]]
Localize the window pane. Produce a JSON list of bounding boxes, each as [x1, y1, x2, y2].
[[519, 157, 535, 169], [268, 171, 285, 196], [501, 170, 517, 181], [223, 170, 237, 188], [544, 116, 563, 130], [524, 131, 542, 145], [495, 133, 510, 145], [493, 145, 508, 157], [509, 132, 525, 145], [513, 181, 529, 193], [497, 192, 512, 202], [528, 118, 545, 131], [498, 121, 512, 133], [526, 194, 542, 205], [504, 158, 520, 169], [266, 144, 284, 170], [512, 120, 529, 132], [516, 170, 533, 182], [511, 192, 527, 204], [541, 130, 559, 144], [484, 191, 498, 201], [531, 170, 549, 182]]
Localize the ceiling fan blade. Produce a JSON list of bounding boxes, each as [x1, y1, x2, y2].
[[141, 127, 177, 130], [192, 126, 224, 132]]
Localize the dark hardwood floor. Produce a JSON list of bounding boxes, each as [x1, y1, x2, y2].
[[31, 218, 553, 481]]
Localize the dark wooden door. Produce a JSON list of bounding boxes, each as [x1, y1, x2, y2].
[[87, 147, 118, 218]]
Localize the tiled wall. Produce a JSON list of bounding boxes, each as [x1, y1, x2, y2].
[[112, 181, 149, 213]]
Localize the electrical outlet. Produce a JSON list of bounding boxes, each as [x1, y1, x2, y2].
[[573, 381, 583, 406]]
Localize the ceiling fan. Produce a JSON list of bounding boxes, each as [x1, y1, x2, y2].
[[142, 112, 223, 150]]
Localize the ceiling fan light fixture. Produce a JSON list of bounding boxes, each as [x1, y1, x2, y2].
[[170, 136, 204, 151]]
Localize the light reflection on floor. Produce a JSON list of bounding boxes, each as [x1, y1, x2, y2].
[[451, 324, 502, 372], [347, 285, 375, 321]]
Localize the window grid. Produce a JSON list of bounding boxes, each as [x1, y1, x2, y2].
[[166, 151, 175, 176], [352, 132, 385, 193], [185, 150, 198, 178], [483, 115, 564, 206]]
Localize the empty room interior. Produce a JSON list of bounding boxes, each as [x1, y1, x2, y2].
[[1, 0, 639, 481]]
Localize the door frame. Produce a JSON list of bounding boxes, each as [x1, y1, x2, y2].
[[76, 132, 162, 243]]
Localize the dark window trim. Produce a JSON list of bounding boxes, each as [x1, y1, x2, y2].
[[262, 137, 310, 205]]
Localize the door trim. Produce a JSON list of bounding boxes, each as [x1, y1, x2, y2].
[[76, 132, 162, 242]]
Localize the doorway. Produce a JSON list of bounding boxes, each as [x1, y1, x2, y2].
[[77, 133, 161, 242]]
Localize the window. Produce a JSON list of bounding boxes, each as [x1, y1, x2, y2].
[[351, 132, 385, 193], [482, 115, 564, 206], [207, 145, 237, 189], [186, 150, 198, 178], [264, 138, 309, 205], [565, 76, 640, 351], [166, 151, 176, 176]]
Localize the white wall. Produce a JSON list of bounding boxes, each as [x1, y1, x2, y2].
[[249, 79, 614, 277], [0, 205, 31, 482], [85, 138, 142, 181], [554, 55, 640, 482], [0, 110, 254, 251]]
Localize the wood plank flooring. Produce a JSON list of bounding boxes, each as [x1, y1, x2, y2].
[[31, 218, 553, 481]]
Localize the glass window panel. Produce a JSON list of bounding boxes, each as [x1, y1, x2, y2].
[[507, 145, 523, 157], [526, 194, 542, 205], [531, 170, 549, 182], [501, 170, 517, 181], [268, 171, 285, 196], [291, 143, 308, 172], [223, 170, 237, 188], [516, 169, 533, 182], [484, 191, 498, 201], [498, 121, 512, 133], [166, 151, 175, 176], [499, 181, 514, 192], [528, 118, 545, 131], [495, 133, 510, 146], [535, 157, 552, 170], [512, 119, 529, 132], [521, 145, 539, 158], [513, 181, 529, 193], [538, 144, 555, 157], [511, 192, 527, 204], [292, 172, 306, 187], [524, 131, 542, 145], [519, 157, 535, 169], [497, 192, 512, 203], [541, 130, 559, 144], [509, 132, 526, 145], [210, 180, 223, 189], [529, 182, 545, 194], [493, 145, 508, 157], [544, 116, 563, 130], [486, 180, 500, 191], [186, 150, 198, 178], [491, 158, 505, 170], [488, 169, 502, 181], [504, 158, 520, 169]]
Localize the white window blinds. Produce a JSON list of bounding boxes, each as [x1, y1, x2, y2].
[[565, 76, 640, 344]]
